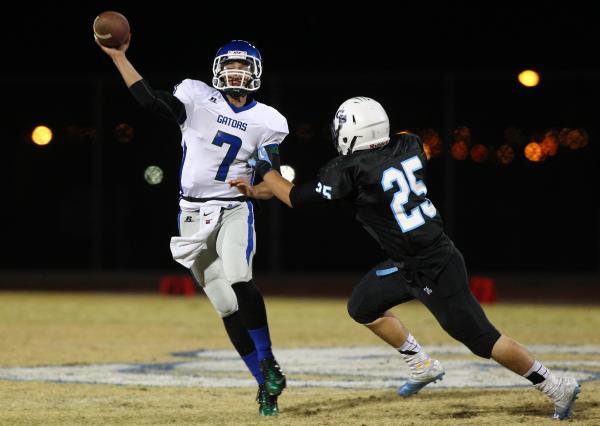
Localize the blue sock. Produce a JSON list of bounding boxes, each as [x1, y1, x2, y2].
[[248, 326, 274, 361], [241, 350, 265, 385]]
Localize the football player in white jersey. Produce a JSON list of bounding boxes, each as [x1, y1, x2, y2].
[[96, 37, 287, 416]]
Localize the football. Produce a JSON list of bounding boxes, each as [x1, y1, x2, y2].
[[93, 11, 130, 48]]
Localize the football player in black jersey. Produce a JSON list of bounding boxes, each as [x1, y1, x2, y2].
[[230, 97, 580, 420]]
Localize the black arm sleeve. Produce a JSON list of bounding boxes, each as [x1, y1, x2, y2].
[[129, 79, 186, 124], [253, 144, 281, 185], [289, 179, 329, 207]]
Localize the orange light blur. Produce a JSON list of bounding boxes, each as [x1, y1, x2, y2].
[[540, 131, 558, 157], [496, 145, 515, 165], [524, 142, 544, 162], [470, 144, 488, 163], [114, 123, 134, 143], [451, 141, 469, 160], [423, 143, 432, 160], [454, 126, 471, 144], [421, 128, 443, 158], [558, 128, 589, 150]]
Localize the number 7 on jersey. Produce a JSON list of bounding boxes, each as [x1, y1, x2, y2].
[[212, 130, 242, 181]]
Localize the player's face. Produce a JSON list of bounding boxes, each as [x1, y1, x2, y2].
[[223, 60, 252, 88]]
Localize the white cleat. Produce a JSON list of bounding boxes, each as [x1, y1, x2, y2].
[[397, 357, 445, 397], [535, 376, 581, 420]]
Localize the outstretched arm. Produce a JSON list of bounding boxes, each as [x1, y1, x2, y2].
[[230, 174, 326, 209], [95, 35, 186, 124], [228, 179, 280, 200], [229, 173, 294, 206], [261, 171, 294, 207], [95, 34, 141, 87], [230, 146, 328, 207]]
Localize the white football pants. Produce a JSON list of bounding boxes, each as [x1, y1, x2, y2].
[[177, 202, 256, 317]]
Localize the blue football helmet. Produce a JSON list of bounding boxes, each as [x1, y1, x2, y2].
[[212, 40, 262, 97]]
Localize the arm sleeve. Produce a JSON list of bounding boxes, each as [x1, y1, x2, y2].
[[316, 163, 355, 201], [252, 144, 281, 185], [289, 179, 329, 207], [264, 144, 281, 173], [129, 79, 186, 125]]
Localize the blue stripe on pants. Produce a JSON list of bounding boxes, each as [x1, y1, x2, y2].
[[246, 201, 254, 264]]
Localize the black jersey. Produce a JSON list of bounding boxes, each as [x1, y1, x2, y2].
[[314, 133, 454, 278]]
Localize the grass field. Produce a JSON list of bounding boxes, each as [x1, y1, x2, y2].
[[0, 292, 598, 425]]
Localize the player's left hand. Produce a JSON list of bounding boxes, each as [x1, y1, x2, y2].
[[228, 178, 255, 197]]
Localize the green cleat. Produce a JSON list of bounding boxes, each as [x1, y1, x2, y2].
[[260, 357, 287, 396], [257, 384, 279, 416]]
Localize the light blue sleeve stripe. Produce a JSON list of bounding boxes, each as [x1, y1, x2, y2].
[[376, 267, 399, 277]]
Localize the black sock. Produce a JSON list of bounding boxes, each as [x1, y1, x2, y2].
[[232, 280, 268, 329], [222, 311, 255, 356]]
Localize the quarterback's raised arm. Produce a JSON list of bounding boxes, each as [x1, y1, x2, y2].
[[95, 34, 142, 87], [95, 35, 186, 124]]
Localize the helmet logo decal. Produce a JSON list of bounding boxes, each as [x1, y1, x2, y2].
[[332, 97, 390, 156]]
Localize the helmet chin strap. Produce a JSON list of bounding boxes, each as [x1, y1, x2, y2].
[[223, 88, 249, 100], [348, 136, 359, 154]]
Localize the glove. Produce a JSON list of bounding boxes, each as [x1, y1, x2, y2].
[[249, 146, 273, 178]]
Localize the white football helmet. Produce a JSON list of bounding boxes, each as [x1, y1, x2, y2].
[[331, 97, 390, 155]]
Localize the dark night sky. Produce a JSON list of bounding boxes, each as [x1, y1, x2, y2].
[[1, 3, 598, 274], [7, 3, 600, 73]]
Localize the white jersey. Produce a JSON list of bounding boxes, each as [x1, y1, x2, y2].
[[173, 79, 288, 208]]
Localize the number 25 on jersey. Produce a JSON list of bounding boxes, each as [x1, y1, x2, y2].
[[381, 156, 437, 233]]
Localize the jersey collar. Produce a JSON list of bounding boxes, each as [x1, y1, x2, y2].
[[222, 94, 257, 114]]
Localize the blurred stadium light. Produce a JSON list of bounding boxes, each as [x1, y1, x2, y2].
[[31, 125, 53, 146], [280, 165, 296, 182], [524, 142, 543, 162], [144, 165, 164, 185], [518, 69, 540, 87], [114, 123, 134, 143]]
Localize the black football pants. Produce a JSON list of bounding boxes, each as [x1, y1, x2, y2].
[[347, 249, 501, 358]]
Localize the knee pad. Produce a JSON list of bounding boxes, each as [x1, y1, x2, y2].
[[462, 330, 501, 359], [223, 260, 252, 285], [203, 279, 238, 318]]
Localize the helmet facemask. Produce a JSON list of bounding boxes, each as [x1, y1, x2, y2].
[[212, 55, 262, 98]]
